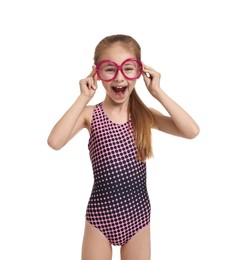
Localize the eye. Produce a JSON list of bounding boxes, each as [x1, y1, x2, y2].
[[105, 67, 116, 72], [123, 64, 136, 71], [100, 64, 117, 74], [123, 61, 139, 72], [124, 66, 135, 71]]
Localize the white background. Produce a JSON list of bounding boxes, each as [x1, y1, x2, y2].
[[0, 0, 242, 259]]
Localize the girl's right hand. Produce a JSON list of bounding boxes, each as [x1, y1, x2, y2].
[[79, 65, 98, 100]]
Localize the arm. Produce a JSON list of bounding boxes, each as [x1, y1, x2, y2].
[[142, 64, 200, 139], [47, 66, 97, 150]]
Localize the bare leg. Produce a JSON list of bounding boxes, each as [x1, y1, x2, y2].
[[81, 220, 112, 260], [120, 224, 151, 260]]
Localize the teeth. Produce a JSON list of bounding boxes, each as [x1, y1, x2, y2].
[[113, 86, 126, 89]]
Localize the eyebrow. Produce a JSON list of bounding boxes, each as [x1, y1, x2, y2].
[[104, 62, 116, 66], [123, 62, 137, 66]]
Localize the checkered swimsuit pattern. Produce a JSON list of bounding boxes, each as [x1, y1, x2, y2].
[[86, 103, 151, 246]]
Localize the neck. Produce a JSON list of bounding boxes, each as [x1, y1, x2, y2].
[[102, 95, 130, 124], [103, 95, 130, 113]]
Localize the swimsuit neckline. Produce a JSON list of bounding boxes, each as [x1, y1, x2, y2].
[[99, 102, 131, 126]]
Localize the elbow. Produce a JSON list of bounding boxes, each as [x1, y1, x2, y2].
[[186, 125, 200, 139], [47, 137, 64, 150]]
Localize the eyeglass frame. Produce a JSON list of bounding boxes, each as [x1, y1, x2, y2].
[[96, 58, 143, 82]]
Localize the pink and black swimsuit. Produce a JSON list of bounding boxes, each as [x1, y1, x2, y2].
[[86, 103, 151, 246]]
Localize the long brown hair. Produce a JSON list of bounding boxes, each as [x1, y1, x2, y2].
[[94, 34, 154, 161]]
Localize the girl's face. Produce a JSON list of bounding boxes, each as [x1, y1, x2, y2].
[[97, 44, 139, 104]]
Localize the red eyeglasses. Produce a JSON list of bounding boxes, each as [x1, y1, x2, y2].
[[96, 58, 143, 82]]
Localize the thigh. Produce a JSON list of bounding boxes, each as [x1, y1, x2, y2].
[[81, 220, 112, 260], [120, 224, 151, 260]]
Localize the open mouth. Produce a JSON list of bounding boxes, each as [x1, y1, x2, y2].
[[112, 86, 127, 96]]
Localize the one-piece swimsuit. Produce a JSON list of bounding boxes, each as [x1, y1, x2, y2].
[[86, 103, 151, 246]]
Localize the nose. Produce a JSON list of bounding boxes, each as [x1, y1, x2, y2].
[[115, 69, 125, 82]]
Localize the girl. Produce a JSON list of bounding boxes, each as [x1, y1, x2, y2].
[[47, 34, 199, 260]]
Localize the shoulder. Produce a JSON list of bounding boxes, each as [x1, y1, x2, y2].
[[84, 105, 95, 117]]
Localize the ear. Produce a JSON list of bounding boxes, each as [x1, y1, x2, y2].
[[93, 65, 101, 81]]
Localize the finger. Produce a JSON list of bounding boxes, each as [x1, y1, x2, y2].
[[87, 65, 97, 78], [88, 76, 98, 90], [142, 66, 153, 79], [86, 78, 91, 89], [91, 84, 97, 90], [142, 63, 153, 78], [92, 73, 98, 88], [144, 68, 159, 80], [142, 72, 151, 86], [90, 78, 97, 90], [143, 71, 151, 78], [143, 63, 157, 72], [143, 63, 153, 71]]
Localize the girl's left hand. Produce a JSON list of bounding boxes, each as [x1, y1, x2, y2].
[[142, 64, 161, 97]]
